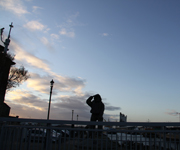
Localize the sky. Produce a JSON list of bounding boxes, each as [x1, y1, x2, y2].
[[0, 0, 180, 122]]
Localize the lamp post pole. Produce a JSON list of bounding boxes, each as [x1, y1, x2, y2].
[[47, 79, 54, 120], [72, 110, 74, 121]]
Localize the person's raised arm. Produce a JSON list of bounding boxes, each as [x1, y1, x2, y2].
[[86, 96, 93, 107]]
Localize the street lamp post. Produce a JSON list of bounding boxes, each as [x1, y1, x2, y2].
[[72, 110, 74, 121], [47, 79, 54, 120]]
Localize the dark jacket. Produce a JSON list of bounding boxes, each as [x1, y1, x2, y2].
[[86, 96, 104, 117]]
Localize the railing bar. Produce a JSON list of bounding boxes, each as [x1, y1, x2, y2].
[[86, 130, 89, 150], [7, 127, 12, 150], [107, 132, 109, 150], [0, 125, 5, 149], [96, 131, 99, 150], [174, 132, 176, 150], [23, 127, 27, 150], [125, 131, 127, 150], [169, 132, 171, 150], [9, 127, 15, 150], [9, 129, 14, 150], [41, 125, 48, 150], [140, 132, 142, 150], [10, 127, 13, 150], [4, 127, 9, 150], [178, 132, 180, 150], [73, 129, 75, 150], [92, 131, 94, 150], [37, 128, 40, 147], [58, 133, 61, 150], [63, 130, 66, 150], [154, 133, 156, 150], [17, 127, 21, 150], [101, 131, 103, 150], [77, 130, 80, 150], [150, 132, 152, 150], [55, 129, 58, 150], [135, 132, 137, 150], [50, 129, 53, 150], [115, 131, 118, 150], [28, 128, 32, 150], [3, 127, 8, 150], [121, 132, 123, 150], [32, 128, 36, 150], [19, 128, 24, 150], [145, 133, 147, 150]]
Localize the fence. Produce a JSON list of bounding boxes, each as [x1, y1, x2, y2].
[[0, 118, 180, 150]]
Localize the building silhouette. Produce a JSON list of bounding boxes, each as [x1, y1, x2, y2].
[[0, 45, 15, 117]]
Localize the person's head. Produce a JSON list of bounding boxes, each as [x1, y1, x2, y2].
[[93, 94, 102, 102]]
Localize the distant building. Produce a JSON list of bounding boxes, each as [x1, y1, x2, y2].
[[120, 112, 127, 122]]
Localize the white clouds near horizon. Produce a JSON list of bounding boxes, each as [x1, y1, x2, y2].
[[6, 91, 121, 120]]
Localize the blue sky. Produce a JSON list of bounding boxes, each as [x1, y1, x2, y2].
[[0, 0, 180, 122]]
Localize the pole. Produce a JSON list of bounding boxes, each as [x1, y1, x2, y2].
[[72, 110, 74, 121], [47, 85, 53, 120]]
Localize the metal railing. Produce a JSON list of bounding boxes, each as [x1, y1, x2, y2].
[[0, 117, 180, 150]]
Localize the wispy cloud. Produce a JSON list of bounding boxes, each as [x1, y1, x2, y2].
[[51, 34, 59, 40], [40, 37, 54, 51], [24, 20, 46, 31], [0, 0, 29, 15], [59, 28, 75, 38], [10, 41, 51, 72], [166, 110, 179, 116], [105, 106, 121, 111], [58, 12, 82, 38], [32, 6, 43, 13], [102, 33, 109, 36]]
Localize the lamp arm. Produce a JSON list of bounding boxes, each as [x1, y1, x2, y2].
[[0, 28, 5, 43]]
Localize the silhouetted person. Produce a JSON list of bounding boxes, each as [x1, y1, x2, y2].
[[86, 94, 105, 131]]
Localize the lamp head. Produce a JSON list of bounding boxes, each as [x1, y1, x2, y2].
[[0, 28, 4, 35], [50, 79, 54, 86]]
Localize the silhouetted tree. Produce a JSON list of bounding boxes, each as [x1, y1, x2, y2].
[[6, 53, 30, 91]]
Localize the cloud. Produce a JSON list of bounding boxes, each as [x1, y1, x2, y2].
[[165, 110, 179, 116], [51, 34, 59, 40], [6, 89, 121, 120], [10, 40, 51, 72], [40, 37, 54, 51], [24, 20, 46, 31], [57, 12, 82, 38], [105, 106, 121, 111], [6, 90, 47, 112], [102, 33, 109, 36], [32, 6, 43, 13], [7, 40, 120, 120], [59, 28, 75, 38], [26, 73, 86, 95], [10, 40, 86, 95], [0, 0, 29, 15]]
